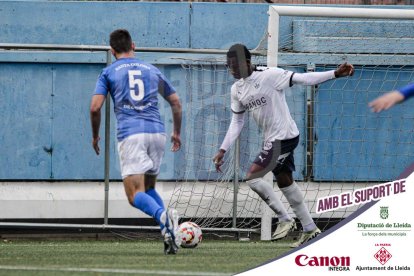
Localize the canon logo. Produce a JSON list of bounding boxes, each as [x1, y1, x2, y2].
[[295, 254, 350, 267]]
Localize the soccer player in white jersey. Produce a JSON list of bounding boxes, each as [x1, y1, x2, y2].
[[90, 29, 182, 254], [369, 83, 414, 112], [213, 44, 354, 248]]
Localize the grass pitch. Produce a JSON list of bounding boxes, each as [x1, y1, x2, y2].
[[0, 239, 292, 275]]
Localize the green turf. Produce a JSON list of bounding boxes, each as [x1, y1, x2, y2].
[[0, 239, 292, 275]]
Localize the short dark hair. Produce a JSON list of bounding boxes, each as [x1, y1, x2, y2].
[[109, 29, 133, 54], [226, 44, 251, 60]]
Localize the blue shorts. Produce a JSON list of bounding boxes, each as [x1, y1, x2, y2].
[[252, 135, 299, 178]]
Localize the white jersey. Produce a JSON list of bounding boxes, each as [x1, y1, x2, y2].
[[230, 68, 299, 142]]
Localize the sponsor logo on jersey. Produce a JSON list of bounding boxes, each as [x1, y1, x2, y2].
[[123, 102, 152, 111], [115, 62, 151, 71], [245, 96, 267, 111]]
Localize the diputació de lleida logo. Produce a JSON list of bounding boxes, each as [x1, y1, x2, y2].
[[380, 206, 389, 220]]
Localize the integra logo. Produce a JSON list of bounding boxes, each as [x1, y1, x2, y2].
[[295, 254, 351, 271], [245, 96, 267, 111]]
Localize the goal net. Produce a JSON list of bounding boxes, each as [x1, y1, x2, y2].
[[168, 6, 414, 239]]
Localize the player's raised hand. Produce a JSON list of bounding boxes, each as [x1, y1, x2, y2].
[[369, 91, 405, 113], [92, 136, 100, 155], [213, 150, 225, 173], [335, 62, 354, 78], [171, 133, 181, 152]]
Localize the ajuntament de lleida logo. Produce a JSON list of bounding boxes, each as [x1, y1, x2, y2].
[[380, 206, 389, 219]]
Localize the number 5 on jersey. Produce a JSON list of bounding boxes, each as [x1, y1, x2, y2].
[[128, 70, 145, 101]]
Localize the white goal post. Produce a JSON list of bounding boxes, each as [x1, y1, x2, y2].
[[268, 6, 414, 67], [259, 5, 414, 240]]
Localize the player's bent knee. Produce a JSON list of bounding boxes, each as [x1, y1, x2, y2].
[[247, 178, 275, 202], [125, 190, 137, 206], [246, 178, 261, 191], [127, 196, 135, 206], [276, 173, 293, 188]]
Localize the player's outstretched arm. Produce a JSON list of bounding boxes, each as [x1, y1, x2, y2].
[[90, 95, 106, 155], [369, 83, 414, 113], [165, 93, 182, 152], [291, 62, 354, 86], [369, 91, 405, 113]]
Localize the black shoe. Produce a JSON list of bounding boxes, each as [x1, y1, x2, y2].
[[164, 233, 179, 255]]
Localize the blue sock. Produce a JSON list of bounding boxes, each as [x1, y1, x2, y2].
[[132, 192, 163, 225], [146, 188, 165, 210]]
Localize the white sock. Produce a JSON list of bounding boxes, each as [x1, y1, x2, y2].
[[280, 182, 316, 232], [247, 178, 291, 221]]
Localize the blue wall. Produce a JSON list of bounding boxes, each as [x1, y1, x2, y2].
[[314, 66, 414, 181], [1, 1, 414, 181]]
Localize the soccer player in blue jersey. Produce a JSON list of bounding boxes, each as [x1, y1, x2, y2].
[[369, 83, 414, 112], [90, 29, 182, 254]]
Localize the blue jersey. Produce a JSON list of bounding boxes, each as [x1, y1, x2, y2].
[[94, 58, 176, 141], [399, 83, 414, 100]]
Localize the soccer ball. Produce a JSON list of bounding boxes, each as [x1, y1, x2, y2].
[[178, 221, 202, 248]]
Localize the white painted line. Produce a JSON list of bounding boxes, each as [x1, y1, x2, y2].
[[0, 265, 230, 276]]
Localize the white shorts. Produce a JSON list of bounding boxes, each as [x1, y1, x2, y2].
[[117, 133, 166, 179]]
